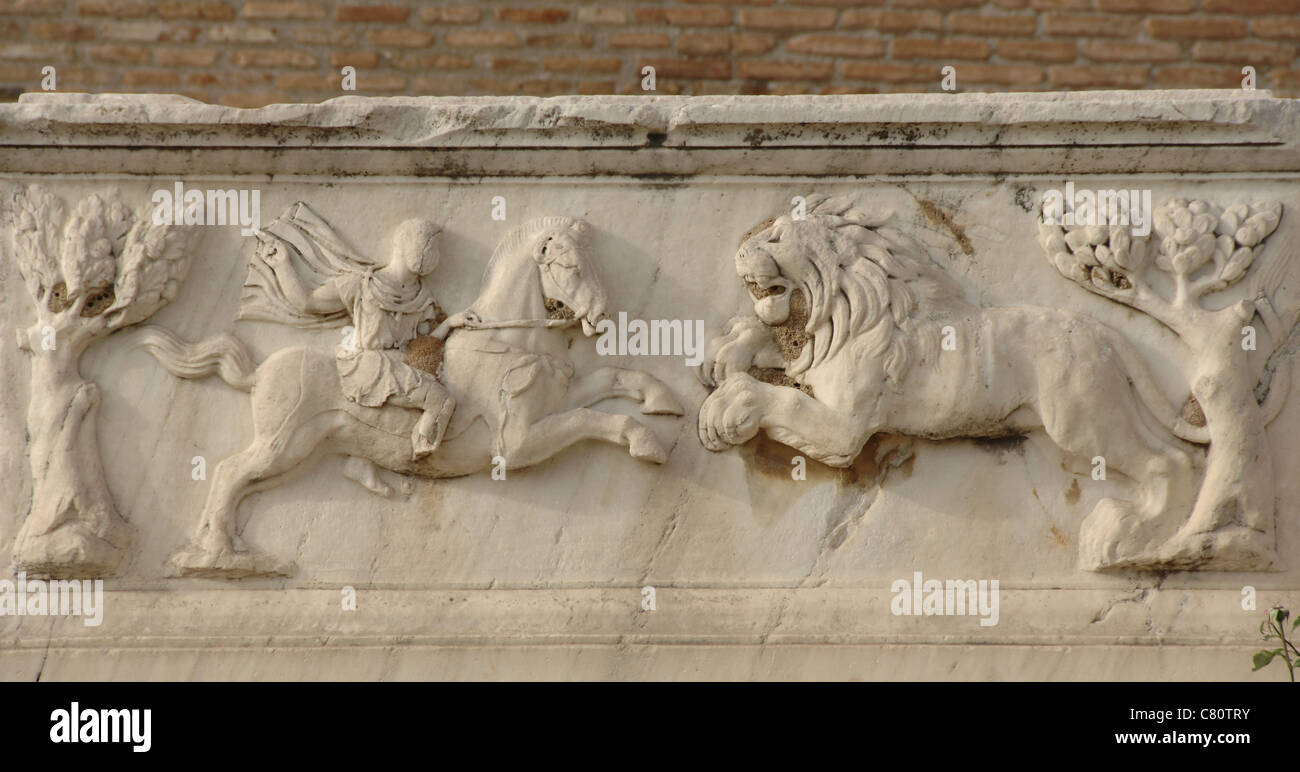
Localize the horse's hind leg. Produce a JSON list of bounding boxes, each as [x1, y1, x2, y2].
[[565, 367, 683, 415], [503, 408, 669, 468], [169, 421, 330, 578]]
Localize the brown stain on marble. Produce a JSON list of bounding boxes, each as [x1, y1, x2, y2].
[[915, 198, 974, 257]]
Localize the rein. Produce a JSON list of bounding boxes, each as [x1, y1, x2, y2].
[[458, 316, 580, 331]]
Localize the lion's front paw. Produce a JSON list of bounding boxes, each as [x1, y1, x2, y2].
[[697, 316, 772, 388], [698, 373, 766, 451]]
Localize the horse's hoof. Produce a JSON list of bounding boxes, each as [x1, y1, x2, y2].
[[627, 427, 669, 464], [165, 539, 296, 579]]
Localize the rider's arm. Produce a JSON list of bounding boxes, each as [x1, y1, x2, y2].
[[261, 242, 345, 315], [303, 280, 345, 315], [279, 270, 343, 315], [430, 309, 478, 340]]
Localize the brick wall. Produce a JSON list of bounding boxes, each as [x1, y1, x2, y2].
[[1, 0, 1297, 106]]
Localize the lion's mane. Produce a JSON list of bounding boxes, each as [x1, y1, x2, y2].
[[743, 196, 971, 385]]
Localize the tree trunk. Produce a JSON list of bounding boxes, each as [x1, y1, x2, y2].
[[1164, 310, 1278, 569], [12, 337, 131, 578]]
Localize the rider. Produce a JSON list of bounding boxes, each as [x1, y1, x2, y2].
[[265, 218, 470, 458]]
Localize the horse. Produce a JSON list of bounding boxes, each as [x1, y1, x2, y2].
[[134, 216, 683, 578]]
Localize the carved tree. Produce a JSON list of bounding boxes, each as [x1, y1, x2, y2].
[[1039, 197, 1290, 568], [7, 186, 197, 577]]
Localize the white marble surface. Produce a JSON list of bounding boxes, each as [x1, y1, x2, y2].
[[1, 92, 1297, 679]]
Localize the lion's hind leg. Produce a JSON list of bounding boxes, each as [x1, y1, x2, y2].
[[1037, 383, 1197, 571]]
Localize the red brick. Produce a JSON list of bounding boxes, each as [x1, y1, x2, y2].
[[948, 13, 1037, 36], [1204, 0, 1300, 11], [576, 7, 625, 24], [891, 0, 985, 7], [841, 61, 941, 83], [158, 1, 234, 19], [611, 32, 671, 49], [272, 73, 334, 90], [444, 29, 521, 48], [0, 0, 61, 13], [1098, 0, 1195, 10], [336, 5, 409, 23], [366, 28, 435, 47], [330, 51, 380, 69], [635, 7, 731, 26], [738, 60, 834, 81], [639, 58, 731, 79], [1193, 40, 1296, 66], [679, 32, 730, 56], [787, 34, 886, 58], [489, 57, 536, 73], [1082, 40, 1182, 62], [997, 40, 1078, 62], [1048, 64, 1148, 87], [76, 1, 153, 17], [732, 32, 776, 54], [842, 9, 942, 32], [1253, 19, 1300, 40], [411, 75, 471, 93], [156, 46, 220, 66], [1152, 65, 1251, 87], [420, 5, 480, 24], [543, 56, 621, 74], [892, 37, 991, 60], [949, 63, 1044, 84], [87, 44, 148, 63], [29, 21, 95, 40], [578, 80, 617, 94], [496, 7, 569, 23], [1146, 17, 1248, 40], [102, 21, 199, 43], [242, 2, 325, 20], [524, 33, 593, 48], [467, 77, 573, 95], [1044, 13, 1140, 37], [350, 74, 407, 91], [122, 69, 179, 86], [739, 8, 837, 29], [207, 25, 276, 43], [294, 28, 354, 45], [232, 49, 316, 68], [390, 53, 473, 70]]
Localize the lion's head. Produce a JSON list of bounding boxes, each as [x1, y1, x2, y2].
[[736, 195, 969, 383]]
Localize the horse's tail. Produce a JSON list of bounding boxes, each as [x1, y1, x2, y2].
[[1107, 330, 1210, 445], [131, 325, 259, 392]]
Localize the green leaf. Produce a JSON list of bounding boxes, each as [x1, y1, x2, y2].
[[1252, 649, 1281, 671]]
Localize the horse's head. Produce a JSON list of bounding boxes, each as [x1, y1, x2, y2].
[[526, 218, 608, 336]]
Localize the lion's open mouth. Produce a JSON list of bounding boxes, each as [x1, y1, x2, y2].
[[744, 279, 786, 299]]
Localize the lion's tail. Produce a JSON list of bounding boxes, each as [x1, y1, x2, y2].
[[131, 325, 258, 392], [1109, 333, 1210, 445]]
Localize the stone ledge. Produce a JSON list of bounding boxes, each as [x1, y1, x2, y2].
[[5, 90, 1294, 149]]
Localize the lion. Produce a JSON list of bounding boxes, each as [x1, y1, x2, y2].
[[696, 195, 1209, 571]]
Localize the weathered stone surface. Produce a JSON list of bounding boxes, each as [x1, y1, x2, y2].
[[1, 91, 1298, 680]]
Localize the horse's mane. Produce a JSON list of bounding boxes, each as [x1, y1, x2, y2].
[[751, 195, 971, 382], [480, 216, 591, 289]]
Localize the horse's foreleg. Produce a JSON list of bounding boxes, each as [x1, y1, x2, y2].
[[503, 408, 669, 467], [565, 367, 683, 415]]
